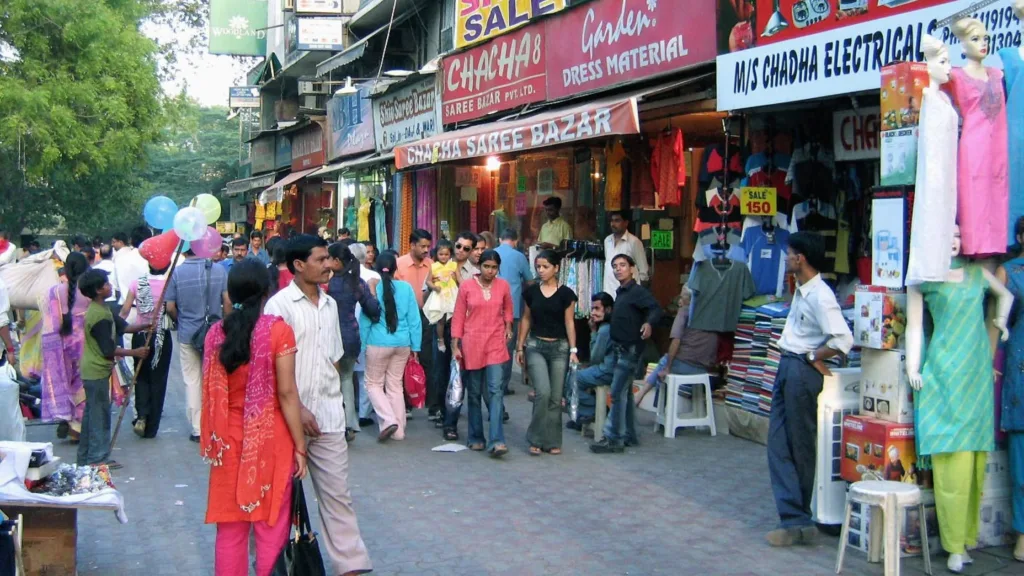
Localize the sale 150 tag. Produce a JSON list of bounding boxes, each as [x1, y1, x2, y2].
[[740, 186, 777, 216]]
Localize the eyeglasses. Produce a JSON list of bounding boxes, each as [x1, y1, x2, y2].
[[456, 244, 473, 251]]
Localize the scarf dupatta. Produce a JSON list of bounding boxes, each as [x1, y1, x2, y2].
[[201, 315, 281, 514], [136, 275, 166, 370]]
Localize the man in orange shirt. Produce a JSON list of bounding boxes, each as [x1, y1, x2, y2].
[[395, 229, 435, 416]]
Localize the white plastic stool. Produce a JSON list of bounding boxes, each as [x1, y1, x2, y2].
[[836, 480, 932, 576], [584, 386, 610, 442], [655, 374, 716, 438]]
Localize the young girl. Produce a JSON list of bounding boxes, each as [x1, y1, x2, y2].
[[425, 240, 460, 352]]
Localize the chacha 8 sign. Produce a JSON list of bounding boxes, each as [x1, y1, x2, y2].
[[740, 186, 777, 216]]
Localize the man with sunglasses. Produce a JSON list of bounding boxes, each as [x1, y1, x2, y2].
[[454, 232, 479, 281]]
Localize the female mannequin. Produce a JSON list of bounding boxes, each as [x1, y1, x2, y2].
[[997, 215, 1024, 562], [905, 226, 1013, 573], [999, 0, 1024, 246], [947, 18, 1009, 256], [906, 35, 957, 285]]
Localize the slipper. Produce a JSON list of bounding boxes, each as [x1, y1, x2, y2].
[[528, 446, 542, 456], [491, 444, 508, 457], [378, 424, 398, 442], [444, 430, 458, 441], [546, 448, 562, 455], [468, 443, 485, 451]]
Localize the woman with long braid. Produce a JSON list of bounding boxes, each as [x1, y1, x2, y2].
[[40, 251, 91, 441]]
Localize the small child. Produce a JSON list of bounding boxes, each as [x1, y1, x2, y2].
[[425, 241, 460, 352], [78, 269, 148, 469]]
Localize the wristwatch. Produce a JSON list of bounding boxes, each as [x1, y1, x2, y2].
[[569, 347, 578, 354], [806, 351, 817, 363]]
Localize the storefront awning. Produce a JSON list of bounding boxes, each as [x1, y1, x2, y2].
[[316, 12, 414, 77], [259, 166, 320, 197], [394, 96, 640, 170], [311, 152, 395, 177], [225, 172, 280, 197]]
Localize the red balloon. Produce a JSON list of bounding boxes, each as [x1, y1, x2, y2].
[[139, 230, 180, 270]]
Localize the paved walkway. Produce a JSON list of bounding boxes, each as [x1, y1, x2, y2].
[[25, 349, 1021, 575]]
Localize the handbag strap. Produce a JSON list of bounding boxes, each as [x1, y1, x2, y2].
[[201, 259, 213, 319], [291, 478, 314, 537]]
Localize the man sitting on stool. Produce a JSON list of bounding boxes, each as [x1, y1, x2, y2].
[[568, 292, 614, 434]]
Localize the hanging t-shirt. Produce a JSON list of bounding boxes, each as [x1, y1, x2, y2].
[[694, 188, 742, 233], [605, 140, 627, 211], [650, 128, 684, 206], [741, 226, 790, 296], [692, 228, 745, 263], [687, 260, 755, 332], [630, 145, 656, 209]]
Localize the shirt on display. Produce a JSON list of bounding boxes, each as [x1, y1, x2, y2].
[[650, 128, 684, 206], [741, 226, 790, 296], [605, 141, 626, 211], [687, 260, 755, 332], [694, 188, 742, 233]]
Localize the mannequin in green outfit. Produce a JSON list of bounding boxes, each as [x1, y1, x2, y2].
[[906, 226, 1014, 573]]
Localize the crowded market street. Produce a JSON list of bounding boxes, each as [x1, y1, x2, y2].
[[19, 343, 1018, 576]]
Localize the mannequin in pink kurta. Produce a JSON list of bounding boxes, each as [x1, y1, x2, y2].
[[947, 66, 1009, 256]]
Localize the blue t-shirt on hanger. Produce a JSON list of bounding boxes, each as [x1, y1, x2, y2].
[[742, 226, 790, 296]]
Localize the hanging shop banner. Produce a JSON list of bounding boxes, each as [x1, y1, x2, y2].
[[284, 11, 307, 66], [443, 26, 547, 124], [715, 0, 1021, 110], [456, 0, 567, 49], [373, 78, 443, 152], [296, 0, 344, 14], [209, 0, 269, 56], [395, 96, 640, 169], [296, 17, 347, 51], [229, 86, 261, 108], [546, 0, 719, 100], [833, 107, 881, 161], [327, 85, 375, 160], [292, 124, 326, 171], [252, 136, 277, 174], [275, 134, 292, 169]]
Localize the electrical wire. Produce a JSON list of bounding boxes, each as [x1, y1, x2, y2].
[[374, 0, 400, 83]]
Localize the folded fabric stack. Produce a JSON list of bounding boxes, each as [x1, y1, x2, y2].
[[726, 303, 790, 417]]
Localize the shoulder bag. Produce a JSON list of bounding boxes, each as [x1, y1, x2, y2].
[[189, 260, 216, 353], [272, 478, 326, 576]]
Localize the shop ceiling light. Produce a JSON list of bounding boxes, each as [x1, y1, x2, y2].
[[762, 0, 790, 37], [384, 69, 414, 77], [486, 156, 501, 171], [335, 77, 358, 95]]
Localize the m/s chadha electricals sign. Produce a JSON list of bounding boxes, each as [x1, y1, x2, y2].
[[373, 79, 442, 152]]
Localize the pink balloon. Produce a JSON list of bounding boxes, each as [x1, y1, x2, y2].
[[191, 226, 222, 258]]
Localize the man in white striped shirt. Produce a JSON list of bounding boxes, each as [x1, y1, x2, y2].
[[265, 234, 372, 574]]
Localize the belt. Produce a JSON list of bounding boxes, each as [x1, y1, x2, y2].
[[782, 351, 809, 363]]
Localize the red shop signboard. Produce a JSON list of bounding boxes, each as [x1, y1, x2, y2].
[[291, 123, 326, 171], [545, 0, 718, 100], [442, 26, 547, 124]]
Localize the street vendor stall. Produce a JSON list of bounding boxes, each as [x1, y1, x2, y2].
[[0, 442, 126, 575]]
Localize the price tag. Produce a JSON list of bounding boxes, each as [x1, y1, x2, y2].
[[739, 186, 777, 216], [514, 195, 527, 216], [650, 229, 673, 250]]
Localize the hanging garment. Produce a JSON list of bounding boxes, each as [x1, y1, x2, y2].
[[605, 140, 626, 211], [1000, 47, 1024, 246], [741, 226, 790, 296], [374, 199, 388, 252], [687, 260, 755, 332], [392, 172, 403, 250], [630, 144, 657, 209], [694, 188, 742, 233], [357, 200, 371, 242], [650, 128, 684, 206], [746, 167, 792, 216], [947, 67, 1009, 256], [400, 172, 414, 255], [915, 263, 995, 456], [415, 169, 438, 240], [699, 145, 743, 187], [1001, 257, 1024, 432], [906, 87, 959, 285]]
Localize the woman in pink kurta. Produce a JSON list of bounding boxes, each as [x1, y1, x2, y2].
[[948, 66, 1009, 256], [451, 249, 513, 456]]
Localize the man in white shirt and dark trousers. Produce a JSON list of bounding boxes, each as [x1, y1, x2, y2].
[[766, 232, 853, 547], [603, 211, 649, 298], [265, 235, 372, 575]]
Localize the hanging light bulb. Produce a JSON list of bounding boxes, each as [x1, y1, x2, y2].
[[486, 156, 501, 171], [335, 77, 357, 95]]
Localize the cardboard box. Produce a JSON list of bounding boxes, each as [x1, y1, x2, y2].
[[841, 414, 925, 486], [847, 489, 940, 558], [870, 187, 912, 288], [4, 506, 78, 576], [854, 286, 907, 350], [880, 62, 928, 186], [860, 348, 914, 424]]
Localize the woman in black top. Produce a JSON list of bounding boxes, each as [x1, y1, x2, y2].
[[516, 250, 578, 455]]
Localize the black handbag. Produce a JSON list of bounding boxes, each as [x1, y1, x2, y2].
[[189, 260, 216, 354], [271, 478, 326, 576]]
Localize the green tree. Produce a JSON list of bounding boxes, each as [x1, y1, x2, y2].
[[0, 0, 165, 235]]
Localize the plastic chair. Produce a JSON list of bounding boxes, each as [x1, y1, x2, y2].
[[836, 480, 932, 576], [655, 374, 716, 438], [584, 385, 610, 442]]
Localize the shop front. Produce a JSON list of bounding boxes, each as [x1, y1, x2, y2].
[[712, 0, 1023, 554], [289, 121, 334, 235]]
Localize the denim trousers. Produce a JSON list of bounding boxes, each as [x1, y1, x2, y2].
[[77, 378, 111, 465], [525, 337, 569, 450], [575, 362, 613, 421], [501, 322, 520, 393], [355, 369, 374, 419], [465, 363, 505, 450], [433, 319, 452, 417], [767, 355, 823, 528], [602, 343, 641, 445]]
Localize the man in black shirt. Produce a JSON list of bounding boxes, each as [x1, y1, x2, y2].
[[591, 254, 663, 454]]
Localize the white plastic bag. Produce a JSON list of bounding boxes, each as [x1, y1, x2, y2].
[[567, 363, 579, 423], [446, 358, 464, 411], [0, 241, 68, 310], [0, 363, 26, 442]]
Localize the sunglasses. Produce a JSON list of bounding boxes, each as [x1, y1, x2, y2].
[[456, 244, 473, 251]]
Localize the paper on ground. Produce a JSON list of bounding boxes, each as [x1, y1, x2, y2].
[[431, 443, 468, 453]]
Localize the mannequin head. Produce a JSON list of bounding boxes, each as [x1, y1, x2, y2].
[[921, 35, 951, 85], [951, 225, 962, 258], [951, 18, 989, 62]]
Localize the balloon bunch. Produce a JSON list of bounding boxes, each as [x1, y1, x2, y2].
[[140, 194, 223, 269]]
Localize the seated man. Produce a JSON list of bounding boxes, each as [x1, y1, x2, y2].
[[635, 288, 718, 407], [568, 292, 614, 432]]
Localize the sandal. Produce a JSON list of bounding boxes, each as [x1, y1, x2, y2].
[[468, 443, 485, 451], [528, 446, 542, 456], [491, 444, 508, 457], [547, 448, 562, 455], [444, 430, 458, 441], [378, 424, 398, 442]]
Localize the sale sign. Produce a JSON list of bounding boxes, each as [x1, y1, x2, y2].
[[740, 186, 777, 216], [443, 26, 547, 124], [456, 0, 566, 49], [545, 0, 718, 100]]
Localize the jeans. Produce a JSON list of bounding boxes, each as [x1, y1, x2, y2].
[[575, 363, 613, 421], [502, 322, 520, 393], [433, 319, 452, 417], [77, 378, 111, 465], [465, 363, 505, 450], [525, 337, 568, 450], [768, 355, 823, 528], [355, 370, 374, 419], [602, 343, 641, 445]]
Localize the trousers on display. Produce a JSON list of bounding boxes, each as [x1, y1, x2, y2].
[[932, 450, 985, 554]]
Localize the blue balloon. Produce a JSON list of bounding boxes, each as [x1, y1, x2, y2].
[[144, 196, 178, 230]]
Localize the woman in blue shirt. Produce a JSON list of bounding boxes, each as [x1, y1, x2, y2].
[[359, 250, 422, 442]]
